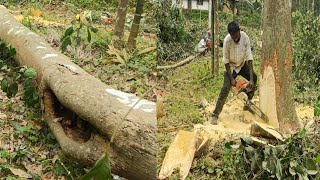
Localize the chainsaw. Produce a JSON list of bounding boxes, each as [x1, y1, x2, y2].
[[231, 79, 269, 123]]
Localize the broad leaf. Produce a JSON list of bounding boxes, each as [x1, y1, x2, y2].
[[90, 27, 98, 33], [61, 36, 71, 52], [81, 154, 111, 180], [306, 159, 317, 175], [9, 83, 18, 97], [64, 26, 74, 38], [316, 154, 320, 164], [24, 68, 37, 79]]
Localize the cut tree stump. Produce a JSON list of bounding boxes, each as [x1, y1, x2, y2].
[[0, 6, 156, 180]]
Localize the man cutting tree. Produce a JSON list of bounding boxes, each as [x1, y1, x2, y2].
[[211, 21, 257, 125]]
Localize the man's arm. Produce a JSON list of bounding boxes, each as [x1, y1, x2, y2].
[[225, 63, 236, 86], [223, 39, 236, 86], [248, 60, 254, 85]]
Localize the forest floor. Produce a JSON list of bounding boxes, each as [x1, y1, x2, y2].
[[0, 2, 156, 179]]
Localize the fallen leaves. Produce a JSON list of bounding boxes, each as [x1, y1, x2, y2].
[[30, 8, 42, 17], [9, 167, 32, 179], [24, 163, 43, 175]]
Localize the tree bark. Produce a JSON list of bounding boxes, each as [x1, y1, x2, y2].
[[127, 0, 144, 50], [179, 0, 184, 15], [0, 6, 156, 180], [214, 0, 219, 75], [211, 0, 215, 75], [260, 0, 301, 132], [112, 0, 129, 49]]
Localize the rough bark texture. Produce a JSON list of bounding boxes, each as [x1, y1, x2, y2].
[[112, 0, 129, 49], [127, 0, 144, 50], [260, 0, 301, 132], [0, 6, 156, 180]]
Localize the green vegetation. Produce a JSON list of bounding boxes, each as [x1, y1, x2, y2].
[[189, 128, 320, 179], [0, 41, 86, 179], [292, 11, 320, 104]]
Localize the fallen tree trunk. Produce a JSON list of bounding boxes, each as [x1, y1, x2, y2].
[[156, 54, 200, 70], [0, 6, 156, 180]]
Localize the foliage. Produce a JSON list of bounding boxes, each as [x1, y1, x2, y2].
[[60, 10, 98, 52], [156, 0, 201, 62], [81, 154, 111, 180], [315, 96, 320, 116], [0, 41, 40, 108], [208, 128, 320, 179], [292, 11, 320, 104]]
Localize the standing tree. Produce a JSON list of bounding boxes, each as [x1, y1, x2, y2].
[[213, 0, 219, 75], [211, 0, 215, 75], [260, 0, 301, 131], [127, 0, 144, 50], [112, 0, 129, 49], [211, 0, 219, 76]]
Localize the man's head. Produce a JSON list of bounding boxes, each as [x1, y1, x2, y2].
[[227, 21, 240, 43]]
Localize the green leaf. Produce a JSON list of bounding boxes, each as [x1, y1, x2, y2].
[[61, 36, 71, 52], [1, 79, 8, 92], [24, 68, 37, 79], [64, 26, 74, 38], [76, 28, 81, 45], [299, 128, 306, 137], [81, 154, 111, 180], [315, 106, 320, 116], [87, 27, 91, 42], [23, 78, 33, 87], [24, 86, 35, 99], [90, 27, 98, 33], [9, 83, 18, 97], [207, 167, 214, 174], [306, 159, 317, 173], [8, 47, 16, 58], [316, 154, 320, 164]]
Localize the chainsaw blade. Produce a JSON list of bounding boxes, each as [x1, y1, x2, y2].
[[247, 101, 269, 123]]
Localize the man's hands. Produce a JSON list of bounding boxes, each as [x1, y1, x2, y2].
[[247, 79, 255, 90]]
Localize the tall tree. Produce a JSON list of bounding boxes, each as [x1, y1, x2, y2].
[[112, 0, 129, 49], [127, 0, 145, 50], [260, 0, 301, 131], [213, 0, 219, 75], [211, 0, 215, 75]]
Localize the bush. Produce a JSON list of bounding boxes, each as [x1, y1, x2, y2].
[[212, 128, 320, 179], [292, 11, 320, 103], [156, 0, 203, 63]]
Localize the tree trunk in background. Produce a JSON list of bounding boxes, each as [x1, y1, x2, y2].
[[127, 0, 144, 50], [208, 0, 212, 28], [211, 0, 215, 75], [214, 0, 219, 75], [179, 0, 183, 15], [112, 0, 129, 49], [260, 0, 301, 132]]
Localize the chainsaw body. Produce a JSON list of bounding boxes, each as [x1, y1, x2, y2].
[[232, 79, 269, 122]]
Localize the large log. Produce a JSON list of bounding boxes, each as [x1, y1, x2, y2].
[[0, 6, 156, 180]]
